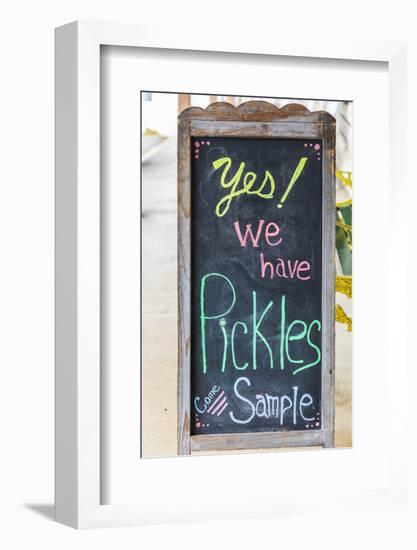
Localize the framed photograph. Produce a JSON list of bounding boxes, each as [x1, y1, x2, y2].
[[55, 21, 407, 528]]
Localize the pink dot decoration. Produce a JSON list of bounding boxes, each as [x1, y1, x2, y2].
[[315, 422, 320, 427], [314, 143, 321, 150], [196, 422, 201, 428], [201, 141, 205, 145], [304, 143, 307, 147], [195, 155, 199, 159], [194, 141, 200, 148]]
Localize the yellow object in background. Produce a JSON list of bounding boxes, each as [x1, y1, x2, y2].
[[335, 304, 352, 332], [336, 276, 352, 299]]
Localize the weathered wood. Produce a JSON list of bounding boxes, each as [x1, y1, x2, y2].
[[191, 120, 324, 139], [191, 430, 323, 452], [177, 100, 336, 455], [321, 122, 336, 447], [179, 101, 335, 123], [177, 119, 191, 455]]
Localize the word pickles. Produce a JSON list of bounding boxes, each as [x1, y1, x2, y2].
[[199, 272, 321, 376]]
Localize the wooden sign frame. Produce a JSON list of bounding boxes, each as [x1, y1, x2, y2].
[[177, 100, 335, 455]]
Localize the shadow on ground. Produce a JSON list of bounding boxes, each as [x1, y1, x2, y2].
[[25, 503, 55, 521]]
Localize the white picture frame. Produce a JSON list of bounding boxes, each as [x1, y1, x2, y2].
[[55, 21, 407, 529]]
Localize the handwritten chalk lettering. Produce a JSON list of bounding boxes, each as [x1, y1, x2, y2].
[[189, 134, 327, 437], [212, 156, 308, 217], [199, 272, 321, 375], [229, 377, 316, 426], [233, 219, 283, 248], [259, 253, 311, 281], [194, 384, 221, 413]]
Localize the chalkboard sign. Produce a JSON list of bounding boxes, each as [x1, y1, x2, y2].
[[178, 101, 335, 454]]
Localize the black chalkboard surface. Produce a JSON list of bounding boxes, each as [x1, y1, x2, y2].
[[191, 136, 323, 435]]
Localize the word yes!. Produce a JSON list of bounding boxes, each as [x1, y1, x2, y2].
[[212, 155, 308, 217]]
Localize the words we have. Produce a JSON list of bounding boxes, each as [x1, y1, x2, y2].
[[234, 219, 312, 281]]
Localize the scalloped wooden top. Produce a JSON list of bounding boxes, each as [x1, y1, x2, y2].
[[178, 100, 335, 123]]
